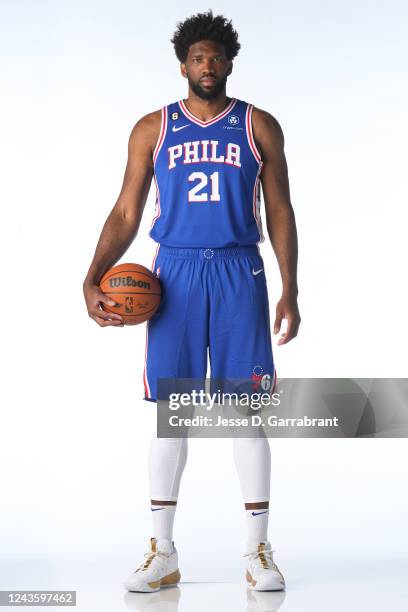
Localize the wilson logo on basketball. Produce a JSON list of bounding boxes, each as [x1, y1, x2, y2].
[[108, 276, 151, 289]]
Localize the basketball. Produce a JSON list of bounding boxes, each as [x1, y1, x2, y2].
[[99, 263, 161, 325]]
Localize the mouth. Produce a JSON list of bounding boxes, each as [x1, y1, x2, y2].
[[200, 77, 217, 86]]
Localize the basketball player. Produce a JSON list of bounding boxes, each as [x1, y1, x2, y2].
[[83, 10, 300, 592]]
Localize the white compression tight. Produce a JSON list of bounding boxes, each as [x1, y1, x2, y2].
[[148, 436, 271, 503], [148, 436, 271, 546], [232, 437, 271, 503], [147, 436, 188, 543], [148, 437, 188, 502]]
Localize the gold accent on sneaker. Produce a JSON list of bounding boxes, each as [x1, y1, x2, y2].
[[148, 568, 181, 589], [258, 543, 269, 569], [136, 537, 163, 571], [245, 544, 286, 587]]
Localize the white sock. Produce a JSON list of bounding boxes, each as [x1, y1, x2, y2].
[[245, 508, 269, 552], [151, 504, 177, 544]]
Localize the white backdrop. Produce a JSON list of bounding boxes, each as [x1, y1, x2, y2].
[[1, 0, 407, 592]]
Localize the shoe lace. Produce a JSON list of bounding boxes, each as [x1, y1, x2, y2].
[[244, 548, 276, 570], [138, 549, 170, 571]]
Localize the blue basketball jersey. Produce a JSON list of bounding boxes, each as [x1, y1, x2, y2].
[[149, 97, 265, 248]]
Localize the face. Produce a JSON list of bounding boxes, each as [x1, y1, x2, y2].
[[181, 40, 233, 100]]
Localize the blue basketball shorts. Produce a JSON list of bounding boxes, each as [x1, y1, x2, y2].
[[143, 244, 277, 401]]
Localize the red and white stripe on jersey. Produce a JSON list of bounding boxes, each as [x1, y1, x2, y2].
[[245, 104, 264, 243], [150, 107, 167, 231], [153, 106, 167, 163], [142, 244, 161, 400], [245, 103, 262, 163], [252, 164, 265, 243], [143, 321, 151, 399], [150, 173, 161, 231], [179, 97, 238, 127]]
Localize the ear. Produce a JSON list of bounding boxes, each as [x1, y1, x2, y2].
[[226, 61, 233, 77], [180, 63, 187, 79]]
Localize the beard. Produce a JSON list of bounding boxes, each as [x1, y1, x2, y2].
[[188, 73, 228, 100]]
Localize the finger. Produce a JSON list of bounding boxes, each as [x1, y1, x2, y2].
[[278, 318, 299, 345], [273, 310, 283, 335], [89, 307, 124, 323], [91, 314, 125, 327], [99, 308, 123, 322], [99, 293, 118, 308]]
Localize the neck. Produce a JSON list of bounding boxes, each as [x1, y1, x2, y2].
[[183, 90, 231, 121]]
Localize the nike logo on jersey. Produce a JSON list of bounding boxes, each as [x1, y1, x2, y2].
[[172, 124, 190, 132], [252, 268, 263, 276], [251, 511, 269, 516], [151, 507, 165, 511]]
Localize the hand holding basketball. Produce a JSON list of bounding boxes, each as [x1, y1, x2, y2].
[[83, 282, 125, 327], [99, 263, 161, 325]]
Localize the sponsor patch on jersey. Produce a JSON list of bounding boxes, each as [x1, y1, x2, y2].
[[223, 115, 243, 130], [228, 114, 239, 125]]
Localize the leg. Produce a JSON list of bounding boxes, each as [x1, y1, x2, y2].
[[209, 249, 276, 391], [232, 436, 271, 551], [209, 248, 275, 549], [144, 250, 209, 401], [148, 436, 188, 543], [143, 249, 208, 546], [208, 248, 284, 590]]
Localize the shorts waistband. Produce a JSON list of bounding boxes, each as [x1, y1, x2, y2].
[[157, 245, 260, 259]]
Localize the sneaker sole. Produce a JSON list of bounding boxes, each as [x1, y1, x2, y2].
[[125, 569, 181, 593]]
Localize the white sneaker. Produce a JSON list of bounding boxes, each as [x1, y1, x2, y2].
[[244, 542, 285, 591], [124, 537, 181, 593]]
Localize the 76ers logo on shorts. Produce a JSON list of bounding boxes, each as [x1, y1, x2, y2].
[[251, 365, 273, 392], [228, 114, 239, 125]]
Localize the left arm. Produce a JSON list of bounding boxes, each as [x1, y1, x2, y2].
[[252, 107, 301, 345]]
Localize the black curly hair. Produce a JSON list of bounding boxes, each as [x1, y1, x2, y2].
[[171, 9, 241, 63]]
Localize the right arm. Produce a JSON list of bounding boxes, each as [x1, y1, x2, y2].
[[83, 110, 161, 326]]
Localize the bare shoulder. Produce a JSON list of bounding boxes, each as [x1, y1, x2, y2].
[[128, 108, 163, 155], [252, 106, 284, 150]]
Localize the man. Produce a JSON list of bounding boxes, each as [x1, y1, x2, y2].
[[83, 10, 300, 593]]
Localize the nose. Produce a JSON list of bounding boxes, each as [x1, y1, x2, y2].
[[201, 58, 215, 74]]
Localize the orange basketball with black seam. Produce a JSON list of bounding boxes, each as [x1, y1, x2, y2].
[[99, 263, 161, 325]]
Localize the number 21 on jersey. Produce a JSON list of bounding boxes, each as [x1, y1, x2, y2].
[[188, 171, 220, 203]]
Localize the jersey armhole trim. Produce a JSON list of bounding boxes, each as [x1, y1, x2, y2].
[[153, 106, 168, 164], [245, 103, 263, 164]]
